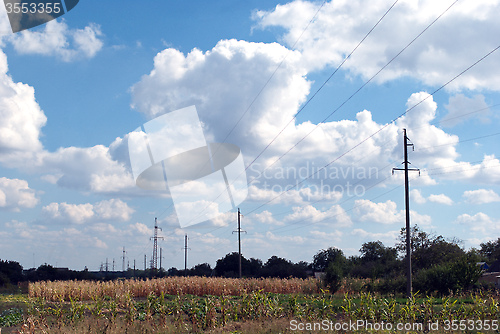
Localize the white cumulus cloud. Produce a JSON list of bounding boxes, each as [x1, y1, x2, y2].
[[0, 177, 39, 211], [42, 199, 134, 225], [8, 20, 103, 61], [255, 0, 500, 90], [428, 194, 453, 205], [456, 212, 500, 234], [463, 189, 500, 204]]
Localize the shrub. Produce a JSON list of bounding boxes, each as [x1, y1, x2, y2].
[[324, 262, 343, 293]]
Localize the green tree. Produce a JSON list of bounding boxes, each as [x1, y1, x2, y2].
[[312, 247, 345, 272], [413, 254, 482, 295], [397, 225, 465, 271], [261, 256, 308, 278], [322, 249, 347, 293], [190, 263, 212, 277], [0, 260, 23, 286], [214, 252, 261, 277], [360, 241, 397, 263], [324, 262, 343, 293], [351, 241, 399, 278], [262, 256, 294, 278], [480, 238, 500, 263]]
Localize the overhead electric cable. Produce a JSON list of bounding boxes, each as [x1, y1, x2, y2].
[[244, 42, 500, 216], [245, 0, 401, 169], [180, 0, 405, 226], [153, 0, 328, 221], [185, 0, 460, 226], [252, 0, 459, 176]]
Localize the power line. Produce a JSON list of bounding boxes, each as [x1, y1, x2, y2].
[[181, 0, 459, 226], [425, 161, 500, 177], [177, 0, 404, 228], [240, 104, 500, 216], [246, 0, 459, 180], [437, 103, 500, 126], [191, 161, 500, 256], [244, 41, 500, 216], [245, 0, 401, 171], [153, 0, 329, 222], [267, 159, 500, 236], [188, 125, 500, 247], [186, 128, 500, 247], [417, 131, 500, 151]]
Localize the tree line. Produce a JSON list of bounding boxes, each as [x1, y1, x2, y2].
[[1, 226, 499, 295]]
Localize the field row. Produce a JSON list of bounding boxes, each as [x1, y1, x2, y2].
[[28, 276, 321, 301], [15, 290, 500, 333]]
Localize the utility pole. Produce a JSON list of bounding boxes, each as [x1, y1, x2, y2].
[[133, 259, 136, 278], [183, 234, 190, 276], [232, 208, 246, 278], [105, 258, 109, 272], [393, 128, 419, 298], [144, 254, 147, 271], [122, 247, 126, 272], [112, 258, 115, 271], [151, 218, 164, 270]]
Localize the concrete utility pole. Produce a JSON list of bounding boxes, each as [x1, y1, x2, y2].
[[183, 234, 190, 276], [232, 208, 246, 278], [393, 128, 419, 298], [151, 217, 164, 270]]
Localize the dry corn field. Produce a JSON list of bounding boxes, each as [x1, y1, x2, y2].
[[0, 278, 497, 333], [28, 276, 321, 301]]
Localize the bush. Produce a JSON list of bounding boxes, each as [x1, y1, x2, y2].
[[363, 276, 406, 295], [324, 263, 343, 293], [413, 257, 482, 295]]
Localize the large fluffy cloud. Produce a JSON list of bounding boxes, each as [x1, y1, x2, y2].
[[0, 50, 46, 160], [255, 0, 500, 90], [34, 144, 135, 193], [131, 39, 309, 151]]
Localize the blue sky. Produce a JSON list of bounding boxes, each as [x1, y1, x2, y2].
[[0, 0, 499, 271]]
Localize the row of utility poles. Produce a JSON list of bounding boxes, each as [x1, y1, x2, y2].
[[143, 209, 246, 278]]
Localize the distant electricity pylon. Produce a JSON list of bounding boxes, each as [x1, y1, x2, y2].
[[122, 247, 126, 272], [232, 209, 246, 278], [150, 217, 164, 270], [393, 128, 420, 298]]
